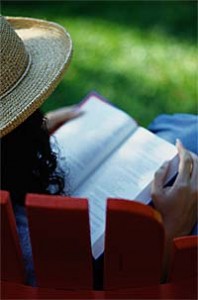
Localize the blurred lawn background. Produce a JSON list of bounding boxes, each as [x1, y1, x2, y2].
[[2, 1, 197, 127]]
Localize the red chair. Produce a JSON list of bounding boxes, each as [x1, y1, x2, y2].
[[1, 190, 197, 299], [0, 190, 25, 283], [104, 199, 165, 289], [168, 235, 198, 282], [26, 193, 93, 290]]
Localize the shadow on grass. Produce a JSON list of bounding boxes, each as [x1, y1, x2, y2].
[[2, 1, 197, 44], [2, 0, 196, 126]]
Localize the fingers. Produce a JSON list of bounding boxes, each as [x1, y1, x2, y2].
[[174, 139, 193, 185], [46, 105, 82, 123], [45, 105, 84, 134], [60, 108, 83, 122], [189, 151, 198, 190], [152, 161, 170, 198]]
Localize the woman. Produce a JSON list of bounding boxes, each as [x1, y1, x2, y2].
[[1, 107, 81, 205], [0, 16, 197, 286]]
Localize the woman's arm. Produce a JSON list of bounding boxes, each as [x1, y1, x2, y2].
[[151, 139, 198, 281]]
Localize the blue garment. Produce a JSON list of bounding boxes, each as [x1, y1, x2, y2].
[[148, 114, 198, 155], [14, 113, 198, 286], [14, 204, 36, 286], [148, 113, 198, 235]]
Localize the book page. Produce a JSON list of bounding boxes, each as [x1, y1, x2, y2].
[[51, 95, 137, 193], [74, 127, 178, 259]]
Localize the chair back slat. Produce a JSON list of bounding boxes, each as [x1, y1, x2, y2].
[[168, 236, 198, 282], [0, 190, 25, 283], [26, 194, 93, 289], [1, 278, 197, 300], [104, 199, 165, 290]]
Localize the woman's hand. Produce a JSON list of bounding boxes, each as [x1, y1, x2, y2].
[[151, 139, 198, 280], [45, 105, 83, 134], [152, 139, 197, 239]]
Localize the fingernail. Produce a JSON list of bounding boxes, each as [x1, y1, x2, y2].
[[176, 138, 182, 146], [161, 161, 169, 168], [71, 105, 80, 111], [71, 106, 82, 114]]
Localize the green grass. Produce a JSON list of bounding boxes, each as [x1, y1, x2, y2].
[[2, 1, 197, 127]]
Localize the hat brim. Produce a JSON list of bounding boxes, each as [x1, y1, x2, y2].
[[1, 17, 72, 137]]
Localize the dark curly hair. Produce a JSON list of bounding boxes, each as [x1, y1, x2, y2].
[[1, 109, 65, 205]]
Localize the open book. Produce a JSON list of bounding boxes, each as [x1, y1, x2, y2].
[[51, 92, 179, 259]]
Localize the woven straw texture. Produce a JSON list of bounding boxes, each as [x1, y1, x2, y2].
[[0, 16, 72, 137]]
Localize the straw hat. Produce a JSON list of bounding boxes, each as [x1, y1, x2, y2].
[[0, 16, 72, 137]]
